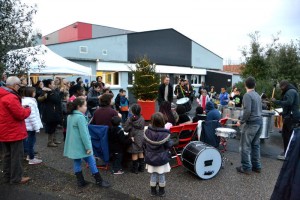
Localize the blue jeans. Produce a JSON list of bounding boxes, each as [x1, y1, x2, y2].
[[23, 139, 28, 156], [120, 111, 128, 123], [74, 156, 98, 174], [240, 124, 262, 171], [27, 131, 36, 159], [150, 172, 166, 187]]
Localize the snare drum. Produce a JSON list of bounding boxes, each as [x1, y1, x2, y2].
[[182, 141, 222, 180], [215, 128, 236, 138], [176, 97, 191, 112]]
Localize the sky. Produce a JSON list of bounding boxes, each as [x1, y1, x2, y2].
[[24, 0, 300, 64]]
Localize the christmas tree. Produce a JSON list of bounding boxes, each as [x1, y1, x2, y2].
[[130, 57, 160, 101]]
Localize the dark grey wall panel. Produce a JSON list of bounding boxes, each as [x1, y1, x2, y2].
[[205, 71, 232, 93], [128, 29, 191, 67]]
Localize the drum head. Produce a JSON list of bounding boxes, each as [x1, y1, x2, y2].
[[176, 97, 189, 105], [194, 147, 221, 180]]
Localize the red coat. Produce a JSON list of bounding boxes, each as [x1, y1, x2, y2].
[[0, 87, 31, 142]]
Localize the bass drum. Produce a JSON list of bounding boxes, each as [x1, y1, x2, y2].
[[182, 141, 222, 180], [176, 97, 191, 112]]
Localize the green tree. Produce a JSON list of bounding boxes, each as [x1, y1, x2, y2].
[[0, 0, 44, 75], [129, 57, 160, 101], [241, 32, 270, 81]]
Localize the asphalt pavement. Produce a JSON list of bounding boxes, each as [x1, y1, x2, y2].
[[0, 101, 285, 200]]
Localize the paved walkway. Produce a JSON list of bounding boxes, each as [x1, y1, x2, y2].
[[0, 101, 284, 199]]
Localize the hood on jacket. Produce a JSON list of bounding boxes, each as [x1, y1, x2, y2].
[[0, 87, 20, 101], [144, 126, 170, 146], [130, 115, 145, 130], [206, 101, 215, 112], [281, 84, 299, 98]]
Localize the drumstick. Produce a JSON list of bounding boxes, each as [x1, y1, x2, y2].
[[271, 83, 276, 99]]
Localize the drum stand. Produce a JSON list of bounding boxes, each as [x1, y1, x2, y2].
[[219, 137, 233, 168]]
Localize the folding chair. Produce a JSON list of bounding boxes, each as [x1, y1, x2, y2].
[[169, 125, 184, 168], [171, 123, 198, 168], [87, 125, 110, 170]]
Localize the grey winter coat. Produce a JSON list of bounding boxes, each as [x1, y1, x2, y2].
[[124, 115, 145, 154]]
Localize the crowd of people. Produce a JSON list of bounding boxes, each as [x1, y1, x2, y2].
[[0, 72, 299, 198]]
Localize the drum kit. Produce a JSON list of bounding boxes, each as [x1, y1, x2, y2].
[[176, 97, 191, 112]]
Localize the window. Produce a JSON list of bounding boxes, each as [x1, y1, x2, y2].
[[79, 46, 88, 54], [191, 75, 200, 84], [128, 72, 134, 85], [96, 71, 119, 86]]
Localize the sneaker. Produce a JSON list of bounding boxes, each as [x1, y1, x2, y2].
[[113, 170, 124, 175], [29, 158, 43, 165], [236, 166, 251, 175], [277, 153, 285, 160]]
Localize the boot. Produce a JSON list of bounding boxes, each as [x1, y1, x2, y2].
[[158, 186, 166, 197], [92, 172, 110, 188], [138, 158, 145, 172], [47, 134, 58, 147], [75, 171, 88, 187], [151, 186, 157, 196], [53, 133, 62, 144], [131, 160, 139, 174]]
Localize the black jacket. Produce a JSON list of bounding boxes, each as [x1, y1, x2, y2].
[[271, 128, 300, 200], [87, 88, 100, 108], [158, 84, 173, 104], [143, 126, 173, 166], [174, 85, 187, 99], [41, 89, 62, 124], [275, 84, 300, 121], [108, 126, 132, 154], [115, 94, 121, 111]]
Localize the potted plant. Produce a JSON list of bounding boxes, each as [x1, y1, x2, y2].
[[129, 57, 160, 120]]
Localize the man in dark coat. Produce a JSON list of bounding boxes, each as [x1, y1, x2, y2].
[[272, 80, 300, 160], [158, 76, 173, 106], [271, 128, 300, 200]]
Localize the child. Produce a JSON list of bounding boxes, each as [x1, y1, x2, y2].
[[108, 116, 133, 175], [192, 106, 207, 122], [22, 87, 43, 165], [61, 92, 70, 141], [144, 112, 173, 197], [123, 104, 145, 174], [69, 85, 85, 102], [232, 89, 243, 108], [119, 90, 129, 123], [197, 89, 210, 111], [64, 98, 110, 188]]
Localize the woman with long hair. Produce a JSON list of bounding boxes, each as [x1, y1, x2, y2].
[[159, 101, 176, 126]]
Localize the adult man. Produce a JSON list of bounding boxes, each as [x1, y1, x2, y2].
[[174, 79, 187, 100], [272, 80, 300, 160], [0, 76, 31, 184], [185, 79, 194, 103], [236, 77, 262, 175], [219, 87, 230, 112], [158, 76, 173, 105]]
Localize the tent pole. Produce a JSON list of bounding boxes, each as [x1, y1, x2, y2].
[[28, 71, 31, 86]]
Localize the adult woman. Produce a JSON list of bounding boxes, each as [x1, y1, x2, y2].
[[34, 80, 44, 111], [41, 79, 62, 147], [159, 101, 176, 126], [91, 94, 121, 126]]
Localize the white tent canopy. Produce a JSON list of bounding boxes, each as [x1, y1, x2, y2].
[[8, 45, 92, 76]]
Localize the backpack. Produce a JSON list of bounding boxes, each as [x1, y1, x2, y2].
[[120, 97, 129, 112]]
